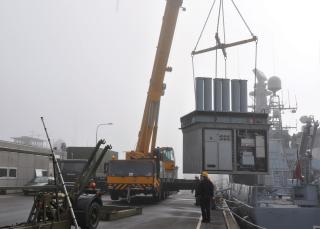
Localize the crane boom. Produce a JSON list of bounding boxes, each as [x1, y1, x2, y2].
[[129, 0, 183, 158]]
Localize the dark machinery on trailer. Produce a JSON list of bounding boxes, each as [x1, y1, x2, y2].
[[1, 138, 112, 229]]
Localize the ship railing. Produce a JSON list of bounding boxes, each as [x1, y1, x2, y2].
[[252, 186, 295, 206], [230, 183, 296, 206]]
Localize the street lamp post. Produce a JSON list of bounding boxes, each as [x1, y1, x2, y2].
[[95, 123, 113, 144]]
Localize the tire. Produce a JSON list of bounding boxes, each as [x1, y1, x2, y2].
[[152, 186, 161, 202], [83, 202, 100, 229], [152, 192, 160, 202], [110, 190, 119, 200], [160, 190, 166, 200]]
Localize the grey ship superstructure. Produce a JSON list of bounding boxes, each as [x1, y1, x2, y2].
[[228, 69, 320, 229], [254, 69, 296, 187]]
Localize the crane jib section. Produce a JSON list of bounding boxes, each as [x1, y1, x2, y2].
[[135, 0, 183, 156]]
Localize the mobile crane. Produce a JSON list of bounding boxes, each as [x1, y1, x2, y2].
[[106, 0, 183, 202]]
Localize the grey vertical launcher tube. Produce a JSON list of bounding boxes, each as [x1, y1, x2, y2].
[[214, 78, 223, 111], [231, 79, 241, 112], [240, 80, 248, 112], [203, 77, 213, 111], [222, 79, 230, 111], [195, 77, 204, 111]]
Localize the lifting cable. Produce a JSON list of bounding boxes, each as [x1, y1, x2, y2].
[[230, 0, 254, 37], [254, 40, 258, 111], [230, 0, 259, 110], [215, 0, 222, 78], [191, 0, 217, 101], [215, 0, 228, 78], [221, 0, 227, 78], [192, 0, 217, 52], [191, 0, 258, 105]]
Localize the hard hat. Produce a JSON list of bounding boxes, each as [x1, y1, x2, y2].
[[201, 171, 208, 177]]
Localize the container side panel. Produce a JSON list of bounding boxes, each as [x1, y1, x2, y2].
[[183, 128, 202, 173]]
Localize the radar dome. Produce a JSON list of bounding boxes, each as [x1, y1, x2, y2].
[[267, 76, 281, 93]]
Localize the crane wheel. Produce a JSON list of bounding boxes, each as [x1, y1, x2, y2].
[[152, 190, 161, 202], [160, 190, 166, 200], [110, 190, 119, 200]]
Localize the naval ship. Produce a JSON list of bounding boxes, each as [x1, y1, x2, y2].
[[228, 69, 320, 229]]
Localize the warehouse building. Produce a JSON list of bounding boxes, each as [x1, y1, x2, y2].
[[0, 137, 51, 192]]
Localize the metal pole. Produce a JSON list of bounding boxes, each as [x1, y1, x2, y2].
[[40, 117, 79, 229], [95, 123, 113, 144]]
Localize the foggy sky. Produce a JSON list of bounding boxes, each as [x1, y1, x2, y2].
[[1, 0, 320, 176]]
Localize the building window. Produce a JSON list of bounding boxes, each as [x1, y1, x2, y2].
[[9, 168, 17, 178], [0, 168, 7, 177]]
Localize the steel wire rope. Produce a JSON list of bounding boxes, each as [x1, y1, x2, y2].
[[230, 0, 254, 37], [191, 0, 258, 106], [191, 0, 217, 105], [254, 40, 258, 111], [215, 0, 222, 78], [191, 55, 197, 105], [229, 0, 258, 111], [192, 0, 217, 52], [221, 0, 227, 78]]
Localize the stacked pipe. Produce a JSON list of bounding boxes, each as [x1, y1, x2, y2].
[[231, 79, 247, 112], [195, 77, 247, 112]]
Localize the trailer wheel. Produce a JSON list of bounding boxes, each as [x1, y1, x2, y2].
[[83, 202, 100, 229]]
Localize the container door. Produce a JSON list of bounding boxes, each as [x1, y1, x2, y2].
[[204, 140, 218, 170], [218, 130, 233, 170], [204, 129, 232, 171]]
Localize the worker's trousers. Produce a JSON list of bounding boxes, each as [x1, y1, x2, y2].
[[200, 197, 211, 222]]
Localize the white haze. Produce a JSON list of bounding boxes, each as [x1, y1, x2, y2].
[[1, 0, 320, 177]]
